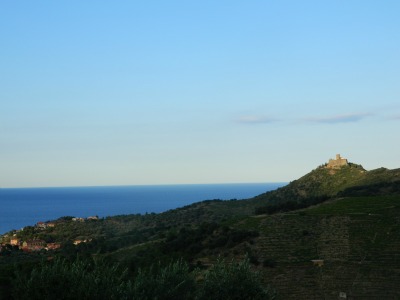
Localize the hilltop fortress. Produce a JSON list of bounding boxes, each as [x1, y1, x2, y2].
[[326, 154, 349, 169]]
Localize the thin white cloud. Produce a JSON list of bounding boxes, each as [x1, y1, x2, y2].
[[234, 112, 374, 126], [234, 115, 277, 124], [305, 113, 372, 124]]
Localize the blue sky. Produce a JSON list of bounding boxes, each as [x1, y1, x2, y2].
[[1, 1, 400, 187]]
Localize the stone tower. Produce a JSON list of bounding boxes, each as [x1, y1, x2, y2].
[[327, 154, 348, 169]]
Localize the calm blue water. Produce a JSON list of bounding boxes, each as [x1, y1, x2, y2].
[[0, 183, 285, 234]]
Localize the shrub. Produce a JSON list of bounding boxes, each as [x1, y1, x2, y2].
[[12, 258, 129, 300], [130, 259, 196, 300], [197, 258, 275, 300], [12, 257, 275, 300]]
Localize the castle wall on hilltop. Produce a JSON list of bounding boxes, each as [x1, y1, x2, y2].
[[327, 154, 348, 169]]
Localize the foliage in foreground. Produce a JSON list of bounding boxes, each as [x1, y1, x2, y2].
[[197, 258, 275, 300], [13, 258, 129, 300], [130, 259, 197, 300], [12, 257, 275, 300]]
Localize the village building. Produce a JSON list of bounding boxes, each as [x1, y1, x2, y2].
[[22, 239, 46, 252], [46, 243, 61, 250], [37, 222, 47, 229], [10, 238, 21, 246], [72, 217, 85, 222]]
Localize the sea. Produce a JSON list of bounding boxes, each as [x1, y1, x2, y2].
[[0, 183, 285, 235]]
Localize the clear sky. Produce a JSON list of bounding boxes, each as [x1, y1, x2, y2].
[[1, 1, 400, 188]]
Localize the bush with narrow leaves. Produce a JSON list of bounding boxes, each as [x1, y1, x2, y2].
[[197, 258, 275, 300], [12, 257, 275, 300], [12, 258, 129, 300], [130, 259, 197, 300]]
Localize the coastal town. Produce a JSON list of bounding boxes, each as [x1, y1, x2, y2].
[[0, 216, 99, 253]]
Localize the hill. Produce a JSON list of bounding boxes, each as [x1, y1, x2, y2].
[[252, 161, 400, 214], [2, 156, 400, 299]]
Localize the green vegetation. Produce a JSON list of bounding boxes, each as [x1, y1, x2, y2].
[[254, 195, 329, 215], [253, 164, 400, 214], [13, 258, 129, 300], [129, 259, 196, 300], [11, 257, 273, 300], [2, 161, 400, 298], [304, 195, 400, 216], [197, 258, 275, 300]]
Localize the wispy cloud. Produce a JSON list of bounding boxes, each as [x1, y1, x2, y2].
[[305, 113, 372, 124], [389, 114, 400, 120], [233, 112, 374, 126], [234, 115, 277, 124]]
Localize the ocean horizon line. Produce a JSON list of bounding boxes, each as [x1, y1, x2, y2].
[[1, 181, 288, 190]]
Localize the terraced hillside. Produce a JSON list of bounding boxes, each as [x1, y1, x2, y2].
[[233, 196, 400, 299]]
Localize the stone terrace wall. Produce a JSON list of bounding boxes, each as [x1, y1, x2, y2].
[[251, 213, 400, 299]]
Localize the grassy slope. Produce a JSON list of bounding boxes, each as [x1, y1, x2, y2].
[[252, 164, 400, 205]]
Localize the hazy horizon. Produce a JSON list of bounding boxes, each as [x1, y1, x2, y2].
[[2, 1, 400, 188], [0, 181, 288, 190]]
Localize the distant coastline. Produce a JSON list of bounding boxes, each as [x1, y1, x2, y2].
[[0, 182, 285, 234]]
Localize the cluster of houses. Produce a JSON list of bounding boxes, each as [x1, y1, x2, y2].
[[36, 221, 56, 230], [0, 216, 99, 253], [2, 237, 61, 252], [1, 236, 93, 253], [1, 236, 93, 252], [72, 216, 99, 222]]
